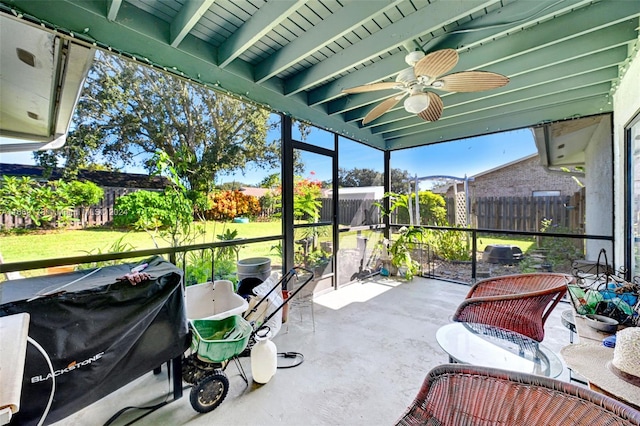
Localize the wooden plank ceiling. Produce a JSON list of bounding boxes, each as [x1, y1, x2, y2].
[[1, 0, 638, 151]]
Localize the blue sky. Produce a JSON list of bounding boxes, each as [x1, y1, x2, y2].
[[218, 126, 537, 186], [0, 127, 537, 187]]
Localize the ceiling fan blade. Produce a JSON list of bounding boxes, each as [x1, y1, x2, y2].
[[438, 71, 509, 92], [362, 94, 404, 125], [342, 82, 401, 94], [418, 92, 443, 122], [414, 49, 458, 80]]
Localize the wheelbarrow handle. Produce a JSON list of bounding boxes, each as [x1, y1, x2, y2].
[[247, 267, 315, 332]]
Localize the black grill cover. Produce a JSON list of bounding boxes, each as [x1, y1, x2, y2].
[[0, 256, 189, 425]]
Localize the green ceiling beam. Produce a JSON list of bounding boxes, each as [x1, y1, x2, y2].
[[334, 21, 636, 117], [218, 0, 305, 68], [357, 47, 625, 127], [371, 72, 616, 134], [1, 0, 385, 148], [423, 0, 593, 53], [343, 52, 626, 125], [381, 85, 611, 142], [454, 1, 640, 71], [283, 0, 501, 96], [311, 55, 407, 107], [308, 0, 592, 107], [106, 0, 122, 22], [254, 0, 405, 83], [170, 0, 216, 48], [314, 1, 639, 109], [386, 97, 612, 150]]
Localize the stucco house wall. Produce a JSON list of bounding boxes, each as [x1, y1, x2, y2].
[[613, 50, 640, 271], [583, 117, 614, 261]]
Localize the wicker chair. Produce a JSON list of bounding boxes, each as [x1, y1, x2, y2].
[[452, 273, 572, 342], [396, 364, 640, 426]]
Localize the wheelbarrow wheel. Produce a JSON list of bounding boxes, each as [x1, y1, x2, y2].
[[190, 370, 229, 413], [182, 353, 218, 385]]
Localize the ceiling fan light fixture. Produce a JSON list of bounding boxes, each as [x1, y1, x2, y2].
[[404, 93, 430, 114], [396, 67, 416, 84], [405, 50, 425, 66]]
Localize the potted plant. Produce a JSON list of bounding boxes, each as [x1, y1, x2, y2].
[[387, 226, 424, 280], [375, 193, 425, 280], [305, 249, 331, 276]]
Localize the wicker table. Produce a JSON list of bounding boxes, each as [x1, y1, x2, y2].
[[436, 322, 563, 378], [561, 314, 639, 410]]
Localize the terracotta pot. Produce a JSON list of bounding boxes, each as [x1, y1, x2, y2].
[[46, 265, 75, 274]]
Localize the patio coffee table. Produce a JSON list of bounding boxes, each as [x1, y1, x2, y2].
[[436, 322, 563, 377]]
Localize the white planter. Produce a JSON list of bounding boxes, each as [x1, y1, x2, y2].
[[185, 280, 248, 321]]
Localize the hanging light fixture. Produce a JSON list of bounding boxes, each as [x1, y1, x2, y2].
[[404, 90, 430, 114]]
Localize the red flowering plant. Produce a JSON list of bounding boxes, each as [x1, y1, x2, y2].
[[270, 172, 329, 270], [268, 172, 322, 221]]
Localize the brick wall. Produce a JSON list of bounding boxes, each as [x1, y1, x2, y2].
[[447, 155, 582, 198]]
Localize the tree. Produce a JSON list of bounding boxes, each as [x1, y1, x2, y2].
[[390, 168, 414, 194], [338, 167, 381, 187], [336, 167, 413, 194], [35, 51, 282, 192], [217, 181, 249, 191], [395, 191, 447, 225], [259, 173, 280, 189], [113, 152, 200, 247]]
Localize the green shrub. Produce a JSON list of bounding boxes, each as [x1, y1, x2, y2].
[[394, 191, 447, 225], [60, 180, 104, 227], [429, 228, 472, 261], [0, 176, 75, 228], [187, 190, 211, 220], [519, 218, 583, 273], [113, 190, 176, 229], [63, 180, 104, 207], [185, 250, 213, 286]]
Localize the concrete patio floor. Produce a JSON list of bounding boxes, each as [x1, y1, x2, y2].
[[52, 276, 575, 426]]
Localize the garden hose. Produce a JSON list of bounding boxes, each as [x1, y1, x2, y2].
[[277, 351, 304, 369]]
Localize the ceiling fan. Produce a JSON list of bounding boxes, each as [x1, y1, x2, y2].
[[342, 49, 509, 125]]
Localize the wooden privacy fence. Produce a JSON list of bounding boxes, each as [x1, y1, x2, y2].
[[470, 190, 584, 232], [319, 198, 381, 226], [2, 190, 585, 232], [1, 187, 136, 230]]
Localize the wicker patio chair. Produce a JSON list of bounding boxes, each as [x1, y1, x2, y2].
[[395, 364, 640, 426], [452, 273, 572, 342]]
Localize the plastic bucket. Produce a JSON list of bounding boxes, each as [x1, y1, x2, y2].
[[237, 257, 271, 282]]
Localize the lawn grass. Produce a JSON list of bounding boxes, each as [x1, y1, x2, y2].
[[476, 235, 536, 253], [0, 220, 283, 263], [1, 222, 536, 280]]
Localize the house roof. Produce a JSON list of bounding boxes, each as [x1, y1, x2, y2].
[[0, 0, 637, 153], [471, 153, 539, 179], [0, 163, 169, 189], [239, 187, 270, 198]]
